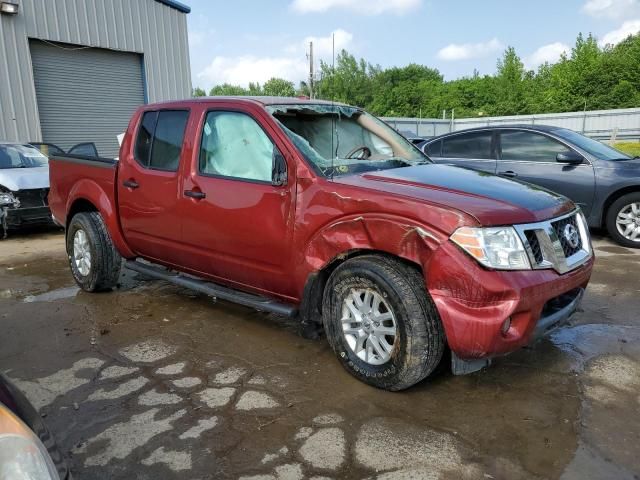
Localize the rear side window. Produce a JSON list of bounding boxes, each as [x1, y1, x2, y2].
[[424, 140, 442, 157], [134, 110, 189, 171], [441, 132, 493, 159]]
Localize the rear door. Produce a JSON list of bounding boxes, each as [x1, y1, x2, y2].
[[496, 129, 596, 215], [426, 130, 497, 173], [118, 109, 190, 264]]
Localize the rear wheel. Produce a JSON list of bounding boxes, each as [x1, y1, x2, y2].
[[322, 255, 445, 391], [606, 192, 640, 248], [67, 212, 121, 291]]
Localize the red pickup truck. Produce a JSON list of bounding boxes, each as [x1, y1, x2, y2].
[[48, 97, 594, 390]]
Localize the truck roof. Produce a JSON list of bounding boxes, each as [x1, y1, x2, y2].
[[147, 96, 348, 108]]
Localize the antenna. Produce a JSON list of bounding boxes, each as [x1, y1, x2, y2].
[[330, 32, 335, 181], [308, 41, 314, 100]]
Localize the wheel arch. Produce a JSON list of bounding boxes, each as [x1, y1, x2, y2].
[[65, 180, 135, 258], [601, 186, 640, 226], [298, 214, 444, 331]]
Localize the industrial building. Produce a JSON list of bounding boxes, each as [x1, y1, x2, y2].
[[0, 0, 192, 157]]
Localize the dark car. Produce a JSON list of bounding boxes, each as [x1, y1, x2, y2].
[[422, 125, 640, 247], [0, 374, 68, 479]]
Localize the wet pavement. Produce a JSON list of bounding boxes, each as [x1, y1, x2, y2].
[[0, 228, 639, 480]]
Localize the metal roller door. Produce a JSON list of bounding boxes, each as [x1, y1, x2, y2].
[[30, 40, 145, 158]]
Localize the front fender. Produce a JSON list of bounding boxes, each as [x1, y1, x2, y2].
[[298, 214, 446, 292], [66, 179, 134, 258]]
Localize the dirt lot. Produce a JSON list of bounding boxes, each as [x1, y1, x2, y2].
[[1, 228, 639, 480]]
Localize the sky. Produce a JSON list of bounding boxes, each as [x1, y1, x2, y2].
[[185, 0, 640, 91]]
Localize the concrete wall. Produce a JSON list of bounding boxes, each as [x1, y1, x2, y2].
[[0, 0, 191, 142]]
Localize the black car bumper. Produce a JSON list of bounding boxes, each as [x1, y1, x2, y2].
[[5, 206, 53, 227]]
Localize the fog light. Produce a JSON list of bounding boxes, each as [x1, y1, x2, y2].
[[0, 2, 19, 14], [501, 317, 512, 335]]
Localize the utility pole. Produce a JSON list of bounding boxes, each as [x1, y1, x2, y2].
[[308, 41, 314, 99]]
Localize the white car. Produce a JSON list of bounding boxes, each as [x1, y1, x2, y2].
[[0, 142, 52, 238]]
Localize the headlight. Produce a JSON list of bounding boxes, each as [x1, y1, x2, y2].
[[0, 404, 59, 480], [0, 192, 16, 206], [450, 226, 531, 270]]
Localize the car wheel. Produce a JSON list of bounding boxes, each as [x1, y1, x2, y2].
[[322, 255, 445, 391], [66, 212, 122, 291], [606, 192, 640, 248]]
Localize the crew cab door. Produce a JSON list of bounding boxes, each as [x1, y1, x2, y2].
[[118, 109, 190, 264], [179, 106, 295, 298], [496, 129, 596, 216], [426, 130, 497, 174]]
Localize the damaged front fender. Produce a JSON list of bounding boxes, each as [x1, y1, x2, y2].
[[299, 214, 445, 285]]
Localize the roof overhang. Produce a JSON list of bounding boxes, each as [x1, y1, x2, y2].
[[154, 0, 190, 13]]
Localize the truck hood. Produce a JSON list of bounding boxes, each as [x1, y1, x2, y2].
[[336, 164, 574, 226], [0, 167, 49, 191]]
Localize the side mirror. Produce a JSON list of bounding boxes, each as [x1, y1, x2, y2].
[[556, 151, 584, 165], [272, 150, 287, 186]]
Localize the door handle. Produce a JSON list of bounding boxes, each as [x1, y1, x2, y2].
[[184, 190, 206, 200], [123, 179, 139, 189], [499, 171, 518, 178]]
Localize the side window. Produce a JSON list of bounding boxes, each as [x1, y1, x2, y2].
[[425, 140, 442, 157], [500, 131, 571, 162], [134, 110, 189, 171], [199, 111, 274, 183], [134, 111, 157, 166], [441, 132, 493, 159]]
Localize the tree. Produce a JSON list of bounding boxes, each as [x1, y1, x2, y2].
[[262, 78, 296, 97], [202, 32, 640, 118], [192, 87, 206, 97], [494, 47, 527, 115], [209, 84, 248, 96]]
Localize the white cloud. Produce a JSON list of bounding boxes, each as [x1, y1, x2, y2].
[[198, 56, 308, 87], [436, 38, 503, 61], [600, 19, 640, 45], [197, 29, 354, 89], [291, 0, 421, 15], [525, 42, 571, 69], [582, 0, 640, 19]]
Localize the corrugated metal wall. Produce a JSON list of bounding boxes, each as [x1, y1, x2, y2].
[[385, 107, 640, 141], [30, 40, 145, 158], [0, 0, 191, 143]]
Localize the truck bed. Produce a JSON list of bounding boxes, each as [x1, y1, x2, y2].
[[48, 155, 118, 227]]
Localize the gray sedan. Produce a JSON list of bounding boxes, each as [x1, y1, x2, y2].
[[422, 125, 640, 247]]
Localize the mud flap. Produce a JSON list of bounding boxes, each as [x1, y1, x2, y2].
[[451, 352, 491, 375]]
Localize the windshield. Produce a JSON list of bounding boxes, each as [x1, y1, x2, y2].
[[553, 129, 633, 161], [267, 104, 429, 177], [0, 144, 49, 169]]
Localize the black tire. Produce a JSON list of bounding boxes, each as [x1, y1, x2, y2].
[[606, 192, 640, 248], [322, 255, 445, 391], [66, 212, 122, 291]]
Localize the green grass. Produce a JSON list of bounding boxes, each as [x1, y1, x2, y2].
[[613, 142, 640, 157]]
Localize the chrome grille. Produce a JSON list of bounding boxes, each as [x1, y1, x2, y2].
[[551, 215, 582, 257], [514, 210, 592, 275]]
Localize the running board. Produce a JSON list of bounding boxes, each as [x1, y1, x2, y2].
[[125, 260, 298, 317]]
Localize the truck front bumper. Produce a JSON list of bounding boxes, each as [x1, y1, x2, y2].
[[425, 241, 594, 370]]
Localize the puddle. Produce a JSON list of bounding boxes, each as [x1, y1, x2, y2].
[[550, 323, 640, 370], [23, 286, 80, 303]]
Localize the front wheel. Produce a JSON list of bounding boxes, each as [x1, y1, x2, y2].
[[606, 193, 640, 248], [67, 212, 122, 291], [322, 255, 445, 391]]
